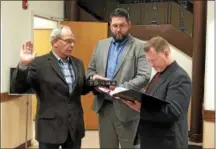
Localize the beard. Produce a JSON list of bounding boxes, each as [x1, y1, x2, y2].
[[112, 33, 129, 42]]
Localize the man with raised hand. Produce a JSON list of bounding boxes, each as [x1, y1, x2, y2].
[[11, 26, 90, 149]]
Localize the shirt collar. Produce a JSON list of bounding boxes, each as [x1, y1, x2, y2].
[[52, 51, 70, 63], [159, 61, 176, 75]]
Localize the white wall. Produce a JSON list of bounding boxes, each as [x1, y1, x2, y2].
[[30, 1, 63, 19], [204, 1, 215, 111], [34, 17, 58, 29], [170, 45, 192, 78], [1, 1, 64, 92], [203, 2, 215, 148]]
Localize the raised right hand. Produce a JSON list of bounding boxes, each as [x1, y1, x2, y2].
[[20, 41, 37, 65]]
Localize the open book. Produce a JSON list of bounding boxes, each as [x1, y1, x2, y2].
[[96, 86, 170, 106], [96, 86, 128, 95]]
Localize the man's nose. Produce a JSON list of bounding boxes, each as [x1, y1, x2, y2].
[[70, 42, 74, 47]]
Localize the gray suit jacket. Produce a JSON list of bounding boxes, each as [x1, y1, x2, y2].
[[87, 35, 151, 122], [139, 61, 192, 149]]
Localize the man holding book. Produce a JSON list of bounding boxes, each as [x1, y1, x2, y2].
[[120, 36, 192, 149], [87, 8, 151, 149]]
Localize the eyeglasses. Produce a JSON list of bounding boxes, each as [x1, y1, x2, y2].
[[111, 24, 128, 30], [59, 38, 75, 45]]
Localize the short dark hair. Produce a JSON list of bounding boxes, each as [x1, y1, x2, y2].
[[110, 8, 130, 22], [144, 36, 170, 53]]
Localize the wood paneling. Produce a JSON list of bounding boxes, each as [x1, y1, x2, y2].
[[34, 29, 52, 56], [203, 119, 215, 148], [33, 29, 53, 120], [129, 24, 193, 57], [0, 92, 21, 103], [189, 0, 207, 143], [64, 0, 78, 21], [61, 21, 108, 129], [15, 140, 32, 149], [203, 110, 215, 122], [1, 95, 33, 148], [78, 6, 98, 22]]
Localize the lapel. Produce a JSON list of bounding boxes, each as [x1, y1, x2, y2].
[[150, 61, 179, 95], [69, 56, 78, 93], [113, 35, 134, 77], [103, 38, 112, 74], [48, 52, 79, 97], [48, 52, 67, 85]]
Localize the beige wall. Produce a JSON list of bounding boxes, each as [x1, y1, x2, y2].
[[1, 1, 63, 148], [203, 1, 215, 148]]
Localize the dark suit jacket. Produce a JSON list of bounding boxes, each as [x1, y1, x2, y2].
[[11, 52, 90, 144], [138, 61, 192, 149]]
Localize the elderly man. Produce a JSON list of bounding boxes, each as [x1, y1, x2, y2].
[[11, 26, 90, 149], [122, 36, 192, 149]]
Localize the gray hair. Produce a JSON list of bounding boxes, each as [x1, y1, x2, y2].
[[50, 26, 64, 45]]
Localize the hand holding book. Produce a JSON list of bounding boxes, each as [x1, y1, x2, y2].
[[95, 86, 141, 112], [96, 86, 170, 111], [96, 86, 140, 101]]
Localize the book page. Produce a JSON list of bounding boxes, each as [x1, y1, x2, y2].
[[109, 87, 129, 96], [97, 86, 111, 94]]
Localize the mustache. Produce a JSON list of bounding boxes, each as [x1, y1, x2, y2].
[[112, 33, 128, 42]]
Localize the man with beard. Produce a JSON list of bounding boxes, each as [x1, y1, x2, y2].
[[87, 8, 151, 149]]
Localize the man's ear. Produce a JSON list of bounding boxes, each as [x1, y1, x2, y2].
[[109, 21, 112, 30], [128, 20, 132, 28], [164, 48, 170, 57], [52, 38, 58, 48]]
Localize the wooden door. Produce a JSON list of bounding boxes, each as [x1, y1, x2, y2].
[[61, 21, 108, 129], [33, 29, 53, 120]]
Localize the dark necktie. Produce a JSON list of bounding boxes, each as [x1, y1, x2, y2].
[[145, 73, 160, 94]]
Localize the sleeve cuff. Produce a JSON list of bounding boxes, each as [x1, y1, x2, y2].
[[18, 63, 28, 70]]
